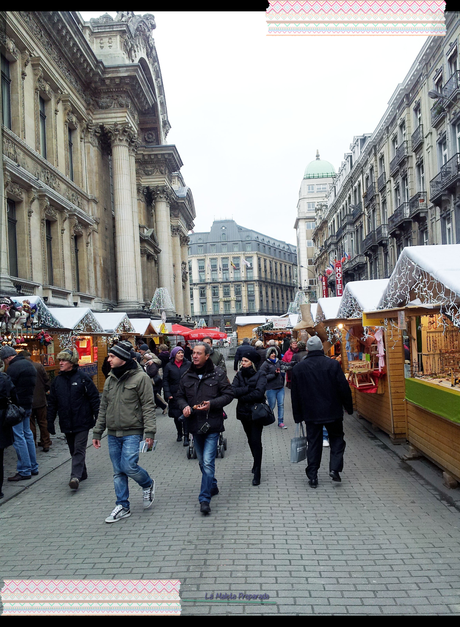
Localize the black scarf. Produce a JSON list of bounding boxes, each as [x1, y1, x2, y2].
[[111, 359, 137, 379]]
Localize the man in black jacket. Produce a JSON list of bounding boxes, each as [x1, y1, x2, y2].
[[47, 348, 100, 490], [176, 342, 234, 515], [0, 346, 38, 481], [291, 336, 353, 488]]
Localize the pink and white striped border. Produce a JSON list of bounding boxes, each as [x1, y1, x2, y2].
[[0, 580, 181, 616], [266, 1, 446, 35]]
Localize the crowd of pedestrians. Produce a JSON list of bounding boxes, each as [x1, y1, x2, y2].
[[0, 332, 354, 517]]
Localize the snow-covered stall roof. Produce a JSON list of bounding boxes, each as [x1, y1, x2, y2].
[[129, 318, 157, 335], [235, 316, 267, 326], [11, 296, 64, 329], [92, 312, 135, 334], [315, 297, 342, 324], [377, 244, 460, 325], [337, 279, 389, 320], [47, 307, 104, 333]]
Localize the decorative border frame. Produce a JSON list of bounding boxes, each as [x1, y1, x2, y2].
[[0, 580, 181, 616], [266, 1, 446, 35]]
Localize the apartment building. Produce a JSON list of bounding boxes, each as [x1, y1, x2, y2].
[[188, 220, 297, 330], [316, 11, 460, 294]]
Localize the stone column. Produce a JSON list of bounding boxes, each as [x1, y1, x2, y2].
[[180, 233, 191, 317], [171, 225, 184, 316], [129, 143, 143, 305], [152, 186, 175, 309], [108, 124, 140, 309]]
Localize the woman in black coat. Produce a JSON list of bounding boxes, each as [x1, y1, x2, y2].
[[231, 348, 267, 486], [0, 370, 17, 498], [162, 347, 191, 445]]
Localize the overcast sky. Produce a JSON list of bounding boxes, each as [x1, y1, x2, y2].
[[80, 11, 429, 245]]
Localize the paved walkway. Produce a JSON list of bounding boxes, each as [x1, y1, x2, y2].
[[1, 365, 460, 616]]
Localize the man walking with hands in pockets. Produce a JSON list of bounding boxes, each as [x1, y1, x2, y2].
[[92, 340, 156, 523]]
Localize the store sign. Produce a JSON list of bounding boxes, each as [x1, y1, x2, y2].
[[321, 275, 328, 298], [362, 313, 386, 327], [271, 318, 289, 329], [398, 310, 406, 330], [335, 261, 343, 297]]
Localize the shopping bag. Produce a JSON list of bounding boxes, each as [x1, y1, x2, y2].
[[290, 423, 307, 463]]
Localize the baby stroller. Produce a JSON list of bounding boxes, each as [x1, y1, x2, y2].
[[186, 411, 228, 459]]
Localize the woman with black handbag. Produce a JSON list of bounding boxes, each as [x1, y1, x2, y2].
[[231, 348, 267, 486], [0, 366, 18, 499]]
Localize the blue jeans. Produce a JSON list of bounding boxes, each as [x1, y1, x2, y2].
[[12, 409, 38, 476], [266, 387, 285, 425], [108, 434, 152, 510], [193, 432, 219, 504]]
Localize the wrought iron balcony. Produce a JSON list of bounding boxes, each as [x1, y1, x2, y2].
[[351, 202, 363, 221], [430, 153, 460, 205], [378, 171, 386, 191], [376, 223, 388, 244], [388, 202, 411, 235], [396, 140, 410, 165], [411, 124, 424, 151], [363, 230, 377, 253], [409, 191, 428, 220], [430, 100, 446, 126], [389, 154, 399, 177], [443, 70, 460, 101], [364, 181, 376, 207], [346, 253, 367, 271]]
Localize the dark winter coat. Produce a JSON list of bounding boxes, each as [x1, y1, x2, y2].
[[291, 350, 353, 424], [47, 365, 100, 434], [176, 358, 234, 434], [290, 350, 308, 366], [31, 360, 50, 409], [259, 348, 285, 390], [158, 351, 170, 370], [162, 358, 191, 419], [231, 367, 267, 421], [4, 353, 37, 410], [0, 372, 17, 449]]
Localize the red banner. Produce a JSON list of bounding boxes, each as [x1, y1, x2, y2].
[[321, 275, 328, 298], [335, 261, 343, 297]]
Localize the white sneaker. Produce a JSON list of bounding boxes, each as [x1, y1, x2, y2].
[[323, 439, 330, 447], [105, 505, 131, 523], [143, 480, 155, 509]]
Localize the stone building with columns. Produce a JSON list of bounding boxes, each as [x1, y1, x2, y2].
[[1, 11, 194, 317]]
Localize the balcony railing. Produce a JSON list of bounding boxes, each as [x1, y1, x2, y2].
[[388, 202, 411, 234], [430, 153, 460, 204], [363, 230, 377, 252], [351, 203, 363, 221], [409, 191, 428, 220], [346, 253, 366, 270], [364, 181, 376, 207], [378, 171, 386, 191], [411, 124, 424, 151], [376, 223, 388, 244], [396, 140, 410, 165], [443, 70, 460, 101], [431, 100, 446, 126]]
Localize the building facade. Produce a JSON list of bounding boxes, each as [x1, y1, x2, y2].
[[188, 219, 297, 330], [1, 11, 194, 316], [294, 151, 335, 301], [317, 11, 460, 295]]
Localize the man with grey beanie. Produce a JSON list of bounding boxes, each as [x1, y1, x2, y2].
[[0, 345, 38, 481], [92, 340, 156, 523], [291, 335, 353, 489]]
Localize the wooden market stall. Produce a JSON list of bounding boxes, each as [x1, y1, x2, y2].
[[375, 244, 460, 484], [336, 278, 408, 443], [47, 307, 104, 383], [1, 296, 64, 377], [92, 312, 137, 392], [235, 316, 267, 343]]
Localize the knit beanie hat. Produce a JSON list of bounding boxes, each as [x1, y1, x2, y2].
[[0, 346, 17, 360], [241, 348, 261, 365], [307, 336, 323, 352], [108, 340, 134, 361], [139, 344, 149, 352], [171, 346, 184, 361], [57, 348, 79, 364]]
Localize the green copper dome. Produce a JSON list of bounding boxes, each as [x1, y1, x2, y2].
[[303, 150, 335, 179]]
